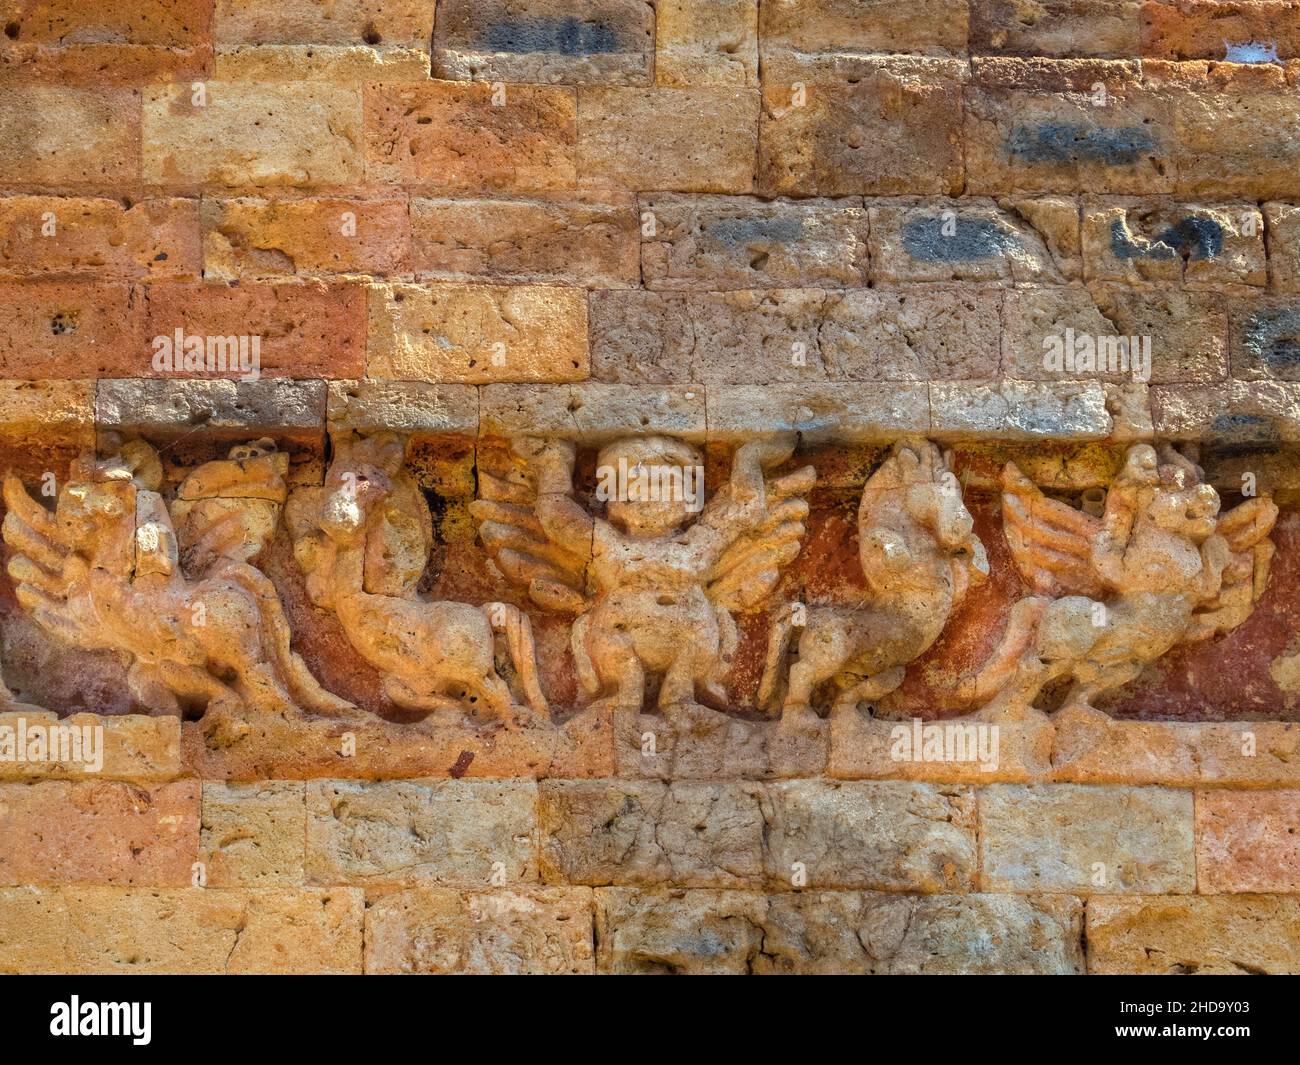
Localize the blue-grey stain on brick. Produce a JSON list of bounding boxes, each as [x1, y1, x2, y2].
[[901, 216, 1020, 262], [1110, 216, 1224, 262], [1209, 413, 1279, 453], [482, 17, 622, 55], [706, 216, 805, 246], [1241, 306, 1300, 370], [1006, 123, 1158, 166]]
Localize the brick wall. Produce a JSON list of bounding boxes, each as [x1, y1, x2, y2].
[[0, 1, 1298, 974]]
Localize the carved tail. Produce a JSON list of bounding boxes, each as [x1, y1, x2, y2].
[[757, 602, 797, 712], [484, 601, 549, 716], [222, 563, 357, 718], [962, 597, 1051, 703]]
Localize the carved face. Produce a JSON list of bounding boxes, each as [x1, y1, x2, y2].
[[1150, 482, 1221, 543], [598, 436, 704, 539], [321, 462, 393, 538]]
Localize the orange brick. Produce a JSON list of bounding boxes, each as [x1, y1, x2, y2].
[[143, 281, 367, 378], [0, 87, 139, 188], [0, 196, 200, 280], [0, 780, 199, 887], [1197, 790, 1300, 893], [364, 82, 577, 191], [0, 281, 144, 377]]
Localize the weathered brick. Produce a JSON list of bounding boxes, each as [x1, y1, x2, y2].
[[641, 194, 868, 289], [1265, 202, 1300, 292], [143, 280, 366, 378], [434, 0, 654, 85], [760, 0, 969, 57], [971, 0, 1141, 56], [306, 780, 539, 886], [0, 780, 197, 887], [965, 60, 1172, 194], [764, 781, 976, 892], [539, 780, 766, 887], [365, 886, 595, 974], [656, 0, 758, 86], [980, 784, 1196, 894], [578, 87, 759, 193], [213, 0, 433, 48], [761, 61, 965, 196], [0, 887, 363, 974], [595, 888, 766, 973], [365, 82, 577, 191], [1142, 0, 1300, 60], [368, 282, 588, 383], [143, 83, 363, 188], [590, 288, 1000, 383], [0, 87, 139, 188], [0, 281, 144, 378], [201, 782, 305, 887], [1082, 198, 1264, 286], [759, 891, 1084, 974], [1087, 895, 1300, 974], [1197, 790, 1300, 893], [212, 45, 428, 84], [410, 195, 639, 287], [869, 198, 1074, 282], [202, 196, 409, 279], [0, 196, 200, 281]]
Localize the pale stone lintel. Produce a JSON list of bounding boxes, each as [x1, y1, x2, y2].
[[829, 711, 1300, 788], [327, 380, 478, 437], [480, 382, 707, 442], [0, 712, 181, 783], [706, 383, 929, 444], [1154, 379, 1300, 444], [929, 379, 1117, 442], [0, 380, 95, 446], [95, 378, 327, 439]]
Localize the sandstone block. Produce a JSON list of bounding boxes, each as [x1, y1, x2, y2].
[[0, 281, 144, 378], [869, 198, 1073, 283], [1089, 285, 1229, 383], [0, 87, 139, 187], [410, 196, 639, 287], [594, 887, 768, 973], [201, 782, 305, 887], [761, 63, 964, 196], [930, 379, 1115, 440], [0, 196, 200, 281], [707, 382, 930, 442], [365, 82, 577, 192], [980, 784, 1195, 893], [760, 0, 969, 57], [765, 780, 976, 892], [1141, 0, 1300, 60], [578, 87, 759, 193], [641, 195, 868, 289], [760, 891, 1084, 974], [1265, 202, 1300, 293], [434, 0, 654, 85], [0, 886, 364, 974], [1087, 894, 1300, 974], [1231, 297, 1300, 380], [202, 197, 411, 279], [971, 0, 1141, 56], [327, 380, 479, 436], [480, 382, 706, 441], [306, 780, 539, 886], [144, 280, 366, 379], [212, 45, 428, 83], [213, 0, 433, 48], [95, 378, 326, 442], [539, 780, 766, 888], [367, 282, 588, 383], [656, 0, 758, 86], [365, 886, 595, 974], [1082, 199, 1265, 286], [1196, 790, 1300, 893], [0, 381, 95, 461], [0, 780, 197, 887], [143, 83, 363, 188]]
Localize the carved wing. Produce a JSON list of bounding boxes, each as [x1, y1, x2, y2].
[[1, 474, 83, 643], [1001, 461, 1106, 600], [469, 445, 589, 614], [1187, 495, 1279, 641], [706, 465, 816, 612]]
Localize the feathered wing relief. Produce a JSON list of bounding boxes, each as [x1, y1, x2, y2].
[[759, 439, 989, 730], [471, 433, 816, 727], [1, 440, 354, 720], [287, 432, 550, 729], [969, 443, 1279, 721]]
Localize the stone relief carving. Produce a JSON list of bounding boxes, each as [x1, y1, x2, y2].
[[0, 434, 1282, 729], [967, 444, 1279, 721], [471, 434, 816, 728], [286, 432, 551, 728], [759, 440, 989, 730], [2, 439, 353, 720]]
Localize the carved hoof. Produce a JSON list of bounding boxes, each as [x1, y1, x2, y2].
[[779, 702, 823, 733]]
